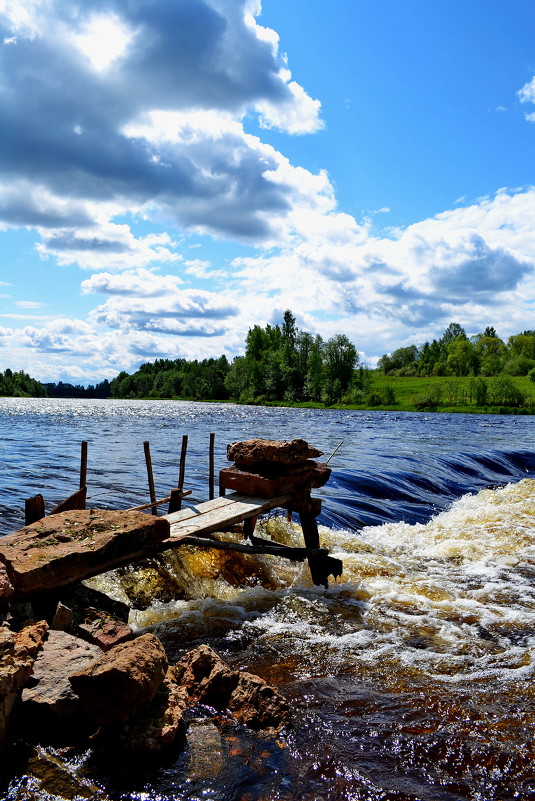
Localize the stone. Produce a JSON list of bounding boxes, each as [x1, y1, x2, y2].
[[219, 463, 331, 498], [227, 438, 323, 468], [75, 608, 132, 651], [50, 602, 74, 632], [99, 668, 189, 753], [0, 562, 14, 602], [228, 670, 291, 731], [28, 746, 107, 799], [69, 633, 168, 726], [0, 509, 170, 601], [0, 621, 48, 748], [174, 643, 237, 707], [174, 645, 290, 731], [20, 630, 101, 734]]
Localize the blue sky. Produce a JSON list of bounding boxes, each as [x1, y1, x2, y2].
[[1, 0, 534, 384]]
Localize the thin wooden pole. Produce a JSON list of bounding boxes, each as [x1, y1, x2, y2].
[[143, 441, 158, 515], [178, 434, 188, 490], [209, 432, 215, 500], [80, 441, 88, 489]]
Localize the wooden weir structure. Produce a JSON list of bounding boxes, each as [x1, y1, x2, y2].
[[1, 436, 343, 607]]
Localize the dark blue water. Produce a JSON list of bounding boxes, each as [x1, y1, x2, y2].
[[2, 399, 535, 801], [1, 398, 534, 535]]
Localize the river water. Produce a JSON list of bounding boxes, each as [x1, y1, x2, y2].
[[1, 398, 534, 800]]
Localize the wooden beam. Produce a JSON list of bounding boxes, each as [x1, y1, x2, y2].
[[143, 441, 157, 516], [50, 487, 87, 516]]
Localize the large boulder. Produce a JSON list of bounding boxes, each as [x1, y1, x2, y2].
[[227, 438, 322, 468], [0, 509, 170, 601], [69, 633, 168, 726], [20, 629, 101, 737], [97, 668, 189, 753]]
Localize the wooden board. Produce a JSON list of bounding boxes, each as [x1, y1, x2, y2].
[[163, 493, 291, 541]]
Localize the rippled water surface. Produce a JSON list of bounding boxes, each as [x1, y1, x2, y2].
[[1, 398, 534, 800]]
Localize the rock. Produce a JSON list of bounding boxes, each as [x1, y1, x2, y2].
[[0, 509, 170, 601], [0, 621, 48, 748], [50, 602, 74, 632], [0, 563, 14, 602], [228, 670, 291, 731], [219, 463, 331, 498], [20, 629, 101, 736], [174, 643, 237, 707], [28, 746, 108, 799], [174, 645, 290, 731], [227, 438, 323, 468], [75, 608, 132, 651], [69, 633, 168, 726], [98, 668, 189, 753]]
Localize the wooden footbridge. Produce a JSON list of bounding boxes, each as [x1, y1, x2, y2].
[[0, 438, 343, 606]]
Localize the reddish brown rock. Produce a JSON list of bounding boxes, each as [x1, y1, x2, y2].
[[0, 621, 48, 748], [20, 629, 101, 733], [227, 438, 323, 468], [174, 645, 290, 731], [228, 670, 290, 731], [0, 562, 14, 601], [100, 668, 189, 753], [69, 633, 168, 725], [0, 509, 170, 600], [75, 609, 132, 651], [174, 643, 237, 707], [219, 463, 331, 498]]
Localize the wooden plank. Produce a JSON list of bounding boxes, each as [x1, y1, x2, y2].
[[167, 494, 290, 539]]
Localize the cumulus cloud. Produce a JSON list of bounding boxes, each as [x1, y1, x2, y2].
[[0, 0, 323, 242]]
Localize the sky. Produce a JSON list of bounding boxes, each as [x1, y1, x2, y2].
[[0, 0, 534, 384]]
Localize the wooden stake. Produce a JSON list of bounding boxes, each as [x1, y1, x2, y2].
[[209, 432, 215, 500], [143, 441, 157, 516], [80, 441, 88, 489], [178, 434, 188, 491], [25, 494, 45, 526]]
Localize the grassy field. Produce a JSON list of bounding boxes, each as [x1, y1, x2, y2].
[[350, 373, 535, 414]]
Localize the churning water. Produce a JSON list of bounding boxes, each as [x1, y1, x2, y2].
[[0, 398, 534, 800]]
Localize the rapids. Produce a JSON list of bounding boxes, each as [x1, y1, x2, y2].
[[0, 398, 534, 799]]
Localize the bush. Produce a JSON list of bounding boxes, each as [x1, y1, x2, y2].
[[487, 376, 526, 407], [412, 386, 443, 409], [529, 367, 535, 383]]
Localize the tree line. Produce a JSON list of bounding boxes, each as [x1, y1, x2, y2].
[[378, 323, 535, 379], [110, 311, 369, 404]]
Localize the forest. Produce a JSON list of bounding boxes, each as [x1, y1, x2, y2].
[[2, 314, 535, 411]]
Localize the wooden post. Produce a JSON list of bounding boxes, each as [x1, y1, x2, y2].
[[209, 432, 215, 500], [80, 441, 88, 489], [25, 494, 45, 526], [168, 487, 184, 514], [143, 441, 158, 515], [178, 434, 188, 491], [242, 515, 258, 540]]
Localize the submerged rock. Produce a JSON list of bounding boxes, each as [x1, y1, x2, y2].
[[69, 632, 168, 726], [27, 746, 108, 799]]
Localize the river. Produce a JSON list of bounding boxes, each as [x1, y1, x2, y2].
[[1, 398, 534, 800]]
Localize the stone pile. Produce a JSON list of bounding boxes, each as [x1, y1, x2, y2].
[[220, 438, 331, 497], [0, 618, 290, 757]]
